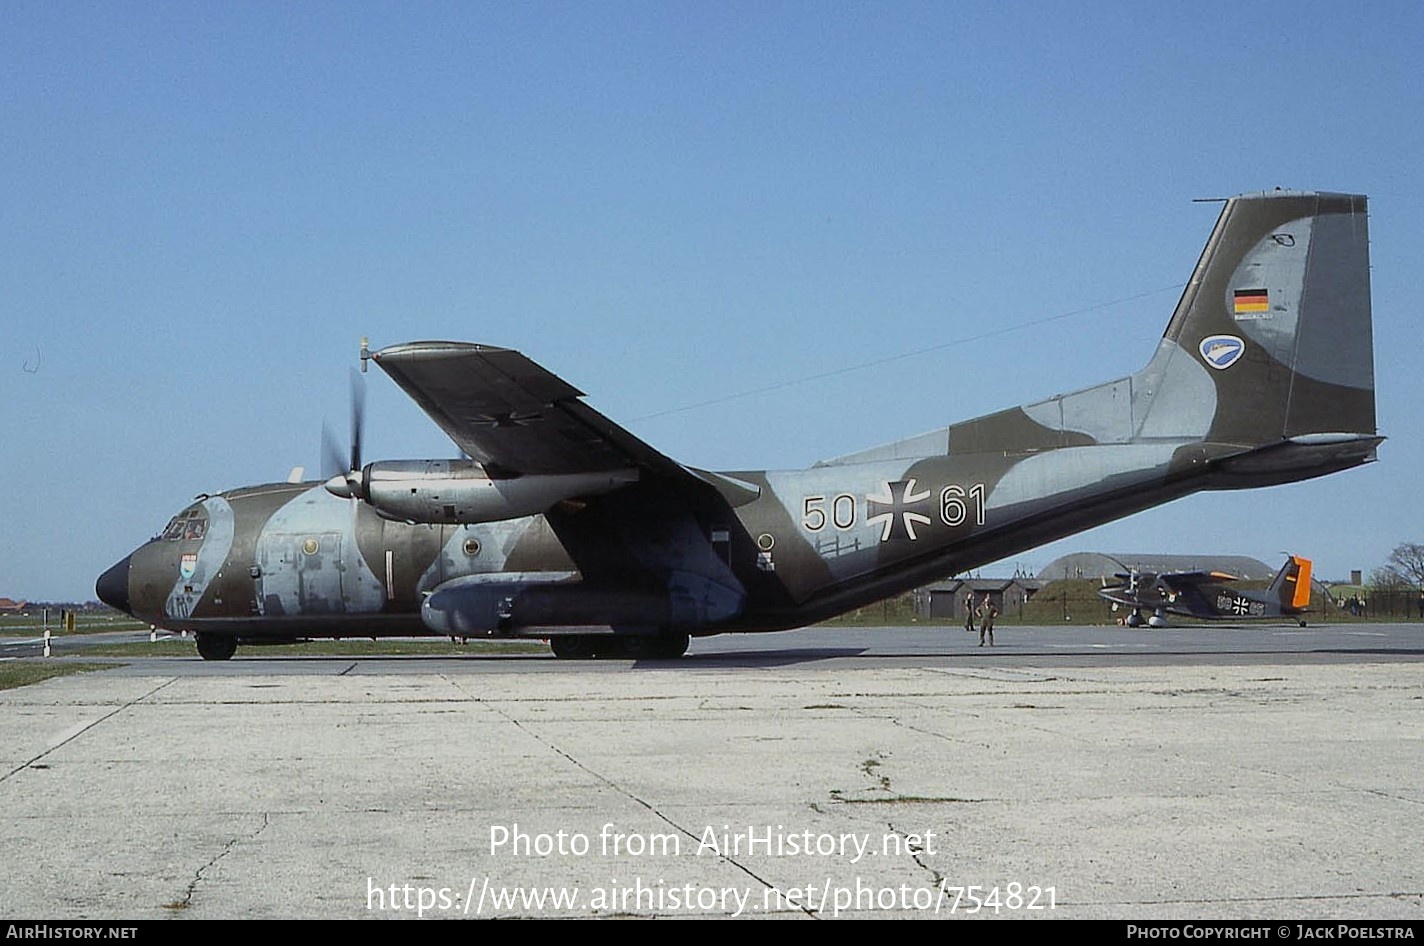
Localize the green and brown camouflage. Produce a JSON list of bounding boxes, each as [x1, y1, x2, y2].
[[97, 190, 1380, 659]]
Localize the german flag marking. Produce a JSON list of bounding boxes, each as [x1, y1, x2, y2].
[[1233, 288, 1270, 313]]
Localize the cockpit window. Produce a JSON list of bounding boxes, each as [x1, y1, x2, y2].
[[161, 509, 208, 541]]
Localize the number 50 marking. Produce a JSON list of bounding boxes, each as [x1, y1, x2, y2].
[[940, 483, 986, 527], [802, 494, 858, 532]]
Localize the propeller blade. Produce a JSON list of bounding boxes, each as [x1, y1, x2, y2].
[[322, 366, 370, 502], [320, 421, 345, 482], [349, 367, 366, 473]]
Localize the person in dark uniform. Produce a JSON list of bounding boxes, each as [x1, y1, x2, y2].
[[977, 592, 998, 646], [963, 591, 976, 632]]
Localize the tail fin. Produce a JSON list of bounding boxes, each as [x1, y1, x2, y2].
[[1132, 191, 1380, 483], [833, 190, 1379, 481], [1268, 555, 1312, 612], [1168, 191, 1373, 440]]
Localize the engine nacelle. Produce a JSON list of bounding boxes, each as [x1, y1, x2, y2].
[[326, 459, 637, 523]]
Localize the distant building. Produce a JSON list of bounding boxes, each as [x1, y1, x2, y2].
[[913, 578, 1041, 622], [1036, 553, 1275, 582], [0, 597, 28, 613]]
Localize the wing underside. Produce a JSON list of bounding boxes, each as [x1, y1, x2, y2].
[[373, 341, 683, 478]]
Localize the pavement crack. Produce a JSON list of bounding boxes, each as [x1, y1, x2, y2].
[[869, 707, 993, 750], [888, 818, 943, 887], [465, 694, 807, 917], [1360, 787, 1422, 807], [165, 812, 272, 912], [0, 677, 176, 783]]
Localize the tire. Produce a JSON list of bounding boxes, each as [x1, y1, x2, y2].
[[195, 633, 238, 661], [549, 636, 597, 659], [649, 633, 690, 659]]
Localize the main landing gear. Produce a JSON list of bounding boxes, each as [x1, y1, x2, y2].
[[548, 634, 690, 660], [195, 633, 238, 661]]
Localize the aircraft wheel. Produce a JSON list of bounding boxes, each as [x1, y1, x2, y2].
[[195, 633, 237, 661], [549, 636, 597, 660], [618, 637, 651, 658], [1126, 612, 1143, 628], [649, 633, 690, 659]]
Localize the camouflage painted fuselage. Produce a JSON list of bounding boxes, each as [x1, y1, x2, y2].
[[111, 483, 577, 638], [97, 191, 1381, 651]]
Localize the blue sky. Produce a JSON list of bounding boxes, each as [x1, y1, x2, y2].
[[3, 1, 1421, 601]]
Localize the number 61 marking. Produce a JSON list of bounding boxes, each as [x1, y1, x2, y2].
[[940, 483, 986, 527]]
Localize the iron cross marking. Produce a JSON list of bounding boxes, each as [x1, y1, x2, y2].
[[866, 478, 933, 541]]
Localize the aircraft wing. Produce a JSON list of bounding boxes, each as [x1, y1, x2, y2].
[[373, 341, 686, 479], [374, 341, 762, 506], [1158, 570, 1239, 589]]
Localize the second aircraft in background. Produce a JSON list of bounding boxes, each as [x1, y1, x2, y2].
[[1099, 555, 1313, 627]]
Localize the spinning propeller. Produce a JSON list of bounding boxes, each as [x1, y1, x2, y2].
[[323, 365, 368, 502]]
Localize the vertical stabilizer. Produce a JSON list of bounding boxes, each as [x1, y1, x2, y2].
[[983, 191, 1378, 477], [1268, 555, 1312, 612], [1157, 191, 1375, 447]]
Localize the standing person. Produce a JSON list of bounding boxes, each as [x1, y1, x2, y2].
[[1417, 590, 1423, 620], [963, 591, 976, 632], [977, 592, 998, 646]]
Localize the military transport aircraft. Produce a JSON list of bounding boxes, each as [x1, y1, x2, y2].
[[96, 190, 1380, 659], [1099, 555, 1313, 628]]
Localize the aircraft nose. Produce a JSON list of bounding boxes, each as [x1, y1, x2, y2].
[[96, 555, 132, 615]]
